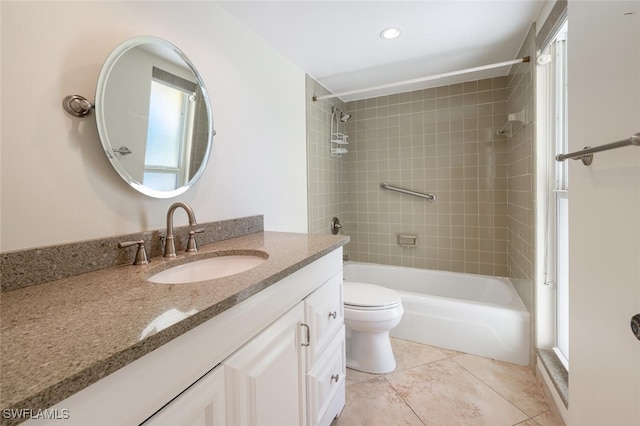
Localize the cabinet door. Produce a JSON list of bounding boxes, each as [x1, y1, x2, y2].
[[142, 364, 226, 426], [224, 303, 306, 426]]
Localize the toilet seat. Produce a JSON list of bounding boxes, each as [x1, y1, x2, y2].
[[343, 281, 402, 310]]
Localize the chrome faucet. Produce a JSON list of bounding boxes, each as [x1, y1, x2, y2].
[[163, 202, 197, 258]]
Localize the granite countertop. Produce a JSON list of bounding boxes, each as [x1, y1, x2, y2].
[[0, 231, 348, 416]]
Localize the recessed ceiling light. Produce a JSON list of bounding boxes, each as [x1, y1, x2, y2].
[[380, 27, 401, 40]]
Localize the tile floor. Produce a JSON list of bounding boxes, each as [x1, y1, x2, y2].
[[332, 338, 563, 426]]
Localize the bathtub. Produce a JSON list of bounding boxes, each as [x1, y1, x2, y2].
[[343, 262, 530, 366]]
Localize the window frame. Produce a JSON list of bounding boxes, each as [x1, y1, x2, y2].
[[540, 20, 570, 369]]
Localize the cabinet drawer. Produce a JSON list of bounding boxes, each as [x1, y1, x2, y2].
[[306, 326, 346, 426], [304, 272, 343, 365]]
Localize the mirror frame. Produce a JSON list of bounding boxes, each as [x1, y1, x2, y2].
[[95, 36, 214, 198]]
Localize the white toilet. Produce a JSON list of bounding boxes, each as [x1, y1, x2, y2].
[[343, 281, 404, 374]]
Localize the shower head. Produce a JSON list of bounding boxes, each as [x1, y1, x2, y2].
[[331, 106, 351, 123]]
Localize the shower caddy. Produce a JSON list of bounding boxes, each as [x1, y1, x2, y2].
[[330, 106, 348, 157]]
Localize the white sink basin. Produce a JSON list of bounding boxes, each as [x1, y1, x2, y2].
[[148, 254, 267, 284]]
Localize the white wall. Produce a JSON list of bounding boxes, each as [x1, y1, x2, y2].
[[568, 1, 640, 425], [0, 1, 308, 252]]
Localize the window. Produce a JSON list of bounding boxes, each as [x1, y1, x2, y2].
[[540, 20, 569, 369], [144, 68, 197, 191]]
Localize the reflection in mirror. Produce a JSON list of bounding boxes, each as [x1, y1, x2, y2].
[[95, 36, 213, 198], [144, 67, 203, 191]]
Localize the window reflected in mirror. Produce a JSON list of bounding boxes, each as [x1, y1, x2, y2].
[[144, 69, 197, 191], [94, 36, 213, 198]]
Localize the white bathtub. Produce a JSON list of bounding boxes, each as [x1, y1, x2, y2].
[[343, 262, 530, 366]]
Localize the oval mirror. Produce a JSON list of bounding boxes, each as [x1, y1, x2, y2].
[[95, 36, 213, 198]]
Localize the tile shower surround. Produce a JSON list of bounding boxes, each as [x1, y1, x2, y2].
[[506, 24, 536, 314], [342, 77, 511, 276], [306, 31, 538, 366], [306, 76, 348, 235], [307, 68, 537, 361]]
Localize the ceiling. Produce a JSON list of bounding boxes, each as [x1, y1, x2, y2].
[[218, 0, 547, 101]]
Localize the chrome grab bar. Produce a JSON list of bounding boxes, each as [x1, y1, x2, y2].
[[556, 133, 640, 165], [380, 183, 436, 201]]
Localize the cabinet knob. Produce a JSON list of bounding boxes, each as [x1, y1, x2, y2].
[[331, 374, 340, 383], [328, 311, 337, 319]]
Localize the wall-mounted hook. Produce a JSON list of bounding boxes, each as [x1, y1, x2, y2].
[[62, 95, 94, 117]]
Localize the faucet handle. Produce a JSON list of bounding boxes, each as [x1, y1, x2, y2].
[[186, 229, 205, 253], [118, 240, 149, 265]]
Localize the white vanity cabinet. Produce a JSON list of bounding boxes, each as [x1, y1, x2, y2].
[[148, 304, 307, 426], [303, 272, 346, 426], [145, 265, 345, 426], [142, 365, 226, 426], [223, 303, 306, 426], [219, 272, 345, 426], [29, 249, 344, 426]]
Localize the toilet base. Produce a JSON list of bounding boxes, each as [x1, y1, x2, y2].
[[345, 330, 396, 374]]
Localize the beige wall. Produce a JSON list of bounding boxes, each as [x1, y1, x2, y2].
[[342, 79, 511, 275], [1, 1, 307, 252]]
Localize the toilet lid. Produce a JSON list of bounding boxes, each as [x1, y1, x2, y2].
[[343, 281, 402, 308]]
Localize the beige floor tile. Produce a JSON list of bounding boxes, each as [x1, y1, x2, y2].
[[529, 410, 564, 426], [391, 338, 451, 371], [452, 354, 548, 417], [345, 367, 378, 386], [437, 346, 464, 358], [385, 358, 529, 426], [332, 376, 424, 426], [516, 420, 539, 426]]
